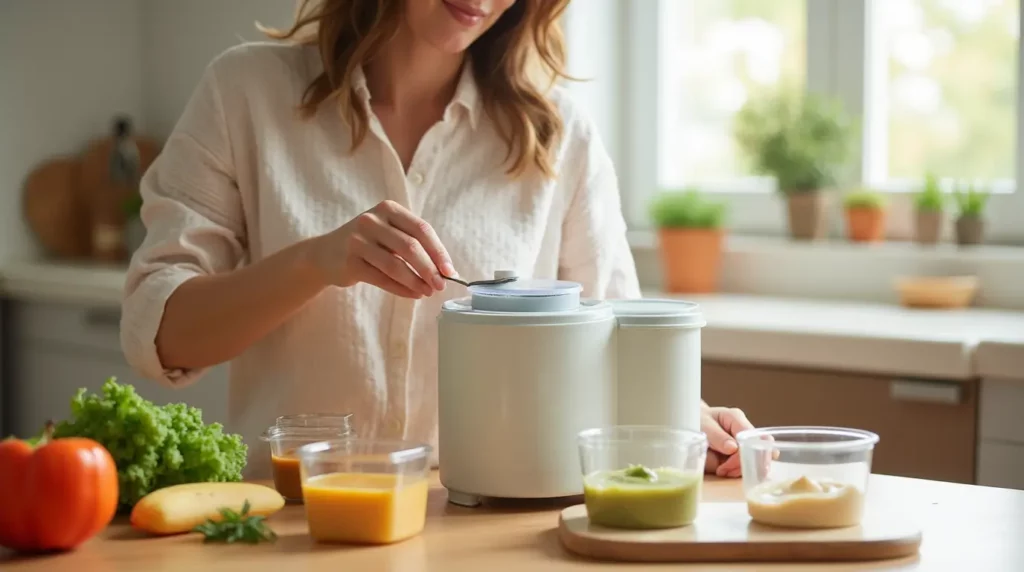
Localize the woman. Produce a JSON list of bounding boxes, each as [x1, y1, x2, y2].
[[121, 0, 753, 480]]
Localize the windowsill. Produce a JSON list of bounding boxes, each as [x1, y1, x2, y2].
[[629, 231, 1024, 311]]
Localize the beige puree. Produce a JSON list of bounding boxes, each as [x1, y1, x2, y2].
[[746, 475, 865, 528]]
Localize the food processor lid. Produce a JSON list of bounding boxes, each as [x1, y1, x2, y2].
[[610, 298, 706, 328], [467, 278, 583, 313]]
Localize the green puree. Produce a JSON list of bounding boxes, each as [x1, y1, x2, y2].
[[583, 465, 702, 529]]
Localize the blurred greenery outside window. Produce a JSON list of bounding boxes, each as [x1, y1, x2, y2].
[[656, 0, 1019, 193]]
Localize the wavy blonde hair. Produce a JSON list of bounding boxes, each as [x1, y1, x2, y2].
[[263, 0, 572, 178]]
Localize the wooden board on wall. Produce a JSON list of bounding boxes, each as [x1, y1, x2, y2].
[[702, 361, 978, 485]]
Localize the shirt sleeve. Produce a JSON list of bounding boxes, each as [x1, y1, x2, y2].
[[120, 61, 247, 387], [558, 122, 642, 300]]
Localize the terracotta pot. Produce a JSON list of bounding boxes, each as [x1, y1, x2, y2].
[[658, 228, 724, 294], [955, 215, 984, 246], [845, 207, 886, 243], [785, 192, 828, 241], [914, 210, 943, 246]]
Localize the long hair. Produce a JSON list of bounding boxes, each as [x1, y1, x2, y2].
[[263, 0, 572, 178]]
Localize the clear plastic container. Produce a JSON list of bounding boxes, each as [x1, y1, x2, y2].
[[275, 413, 353, 429], [737, 426, 879, 529], [577, 426, 708, 529], [260, 421, 353, 503], [296, 439, 433, 545]]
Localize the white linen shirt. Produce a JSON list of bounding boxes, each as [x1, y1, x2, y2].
[[120, 42, 640, 478]]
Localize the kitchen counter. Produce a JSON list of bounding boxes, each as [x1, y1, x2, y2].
[[2, 472, 1023, 571], [657, 293, 1024, 381], [1, 260, 1022, 381]]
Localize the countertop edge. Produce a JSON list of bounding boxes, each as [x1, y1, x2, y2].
[[2, 261, 1022, 381]]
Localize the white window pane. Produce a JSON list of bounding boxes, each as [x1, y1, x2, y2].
[[657, 0, 806, 190], [878, 0, 1019, 181]]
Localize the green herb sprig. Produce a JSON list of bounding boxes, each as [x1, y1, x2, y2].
[[192, 501, 278, 545]]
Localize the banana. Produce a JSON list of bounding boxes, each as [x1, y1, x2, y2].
[[130, 482, 286, 535]]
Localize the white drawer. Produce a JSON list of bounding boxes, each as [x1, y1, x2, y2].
[[11, 300, 122, 355], [979, 379, 1024, 444], [977, 441, 1024, 491]]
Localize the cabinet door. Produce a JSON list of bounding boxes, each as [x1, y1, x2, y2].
[[9, 341, 228, 438], [702, 362, 978, 484]]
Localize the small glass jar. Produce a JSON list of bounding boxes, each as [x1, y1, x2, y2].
[[297, 439, 433, 545], [260, 415, 353, 503], [738, 426, 879, 529], [577, 426, 708, 529]]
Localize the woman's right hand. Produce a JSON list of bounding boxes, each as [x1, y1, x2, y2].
[[309, 200, 456, 299]]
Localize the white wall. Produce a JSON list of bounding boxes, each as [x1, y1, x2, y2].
[[140, 0, 295, 140], [0, 0, 144, 263]]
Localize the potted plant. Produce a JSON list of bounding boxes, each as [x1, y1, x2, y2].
[[650, 188, 729, 293], [842, 189, 887, 243], [122, 194, 146, 256], [913, 172, 945, 245], [953, 181, 989, 246], [734, 89, 856, 241]]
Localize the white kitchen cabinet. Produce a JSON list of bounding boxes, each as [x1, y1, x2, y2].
[[5, 300, 229, 438]]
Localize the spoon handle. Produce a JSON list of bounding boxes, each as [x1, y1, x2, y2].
[[441, 275, 471, 287]]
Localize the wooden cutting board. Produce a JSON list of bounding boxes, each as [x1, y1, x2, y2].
[[558, 502, 922, 563], [22, 156, 91, 259]]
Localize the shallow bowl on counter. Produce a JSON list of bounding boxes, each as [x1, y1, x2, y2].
[[577, 426, 708, 530], [297, 439, 433, 545], [260, 413, 353, 502], [737, 426, 879, 529], [894, 275, 979, 309]]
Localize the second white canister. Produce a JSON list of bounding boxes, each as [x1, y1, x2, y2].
[[610, 299, 707, 432]]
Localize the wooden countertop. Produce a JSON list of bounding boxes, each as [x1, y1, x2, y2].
[[3, 472, 1023, 571]]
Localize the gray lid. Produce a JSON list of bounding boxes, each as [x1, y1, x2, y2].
[[467, 278, 582, 313], [610, 298, 706, 328], [441, 298, 613, 326]]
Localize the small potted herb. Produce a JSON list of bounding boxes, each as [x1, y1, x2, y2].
[[650, 188, 729, 293], [734, 89, 857, 241], [843, 189, 887, 243], [913, 173, 945, 245], [122, 194, 146, 256], [953, 181, 990, 246]]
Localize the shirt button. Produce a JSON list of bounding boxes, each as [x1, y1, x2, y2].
[[390, 419, 402, 433], [409, 172, 424, 186]]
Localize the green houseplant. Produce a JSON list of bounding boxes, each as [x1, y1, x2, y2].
[[650, 189, 728, 293], [122, 194, 146, 256], [913, 172, 945, 245], [953, 181, 990, 246], [734, 89, 856, 240], [842, 189, 887, 243]]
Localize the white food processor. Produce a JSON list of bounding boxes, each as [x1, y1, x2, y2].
[[437, 272, 706, 507]]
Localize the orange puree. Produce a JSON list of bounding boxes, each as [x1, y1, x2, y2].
[[271, 454, 303, 501], [302, 473, 430, 545]]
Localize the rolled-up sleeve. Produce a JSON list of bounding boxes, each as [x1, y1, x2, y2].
[[121, 61, 246, 387], [558, 121, 641, 300]]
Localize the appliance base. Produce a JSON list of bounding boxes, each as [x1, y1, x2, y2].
[[446, 489, 483, 508]]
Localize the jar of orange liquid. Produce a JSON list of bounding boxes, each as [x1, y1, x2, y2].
[[260, 414, 352, 502], [296, 439, 433, 545]]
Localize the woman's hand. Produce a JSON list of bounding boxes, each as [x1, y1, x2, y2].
[[310, 200, 456, 298], [701, 405, 754, 478]]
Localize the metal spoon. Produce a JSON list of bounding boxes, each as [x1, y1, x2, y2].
[[441, 275, 518, 288]]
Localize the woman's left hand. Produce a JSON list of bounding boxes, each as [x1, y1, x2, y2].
[[701, 406, 754, 478]]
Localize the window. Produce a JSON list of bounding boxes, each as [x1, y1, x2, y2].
[[589, 0, 1024, 241], [658, 0, 807, 191], [869, 0, 1019, 185]]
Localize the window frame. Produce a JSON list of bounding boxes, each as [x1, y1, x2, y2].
[[567, 0, 1024, 244]]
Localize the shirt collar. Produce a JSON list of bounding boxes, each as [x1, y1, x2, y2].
[[349, 60, 480, 129]]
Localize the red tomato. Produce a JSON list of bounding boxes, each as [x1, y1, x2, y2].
[[0, 422, 118, 552]]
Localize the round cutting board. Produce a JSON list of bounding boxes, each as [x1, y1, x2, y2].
[[558, 502, 922, 563]]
